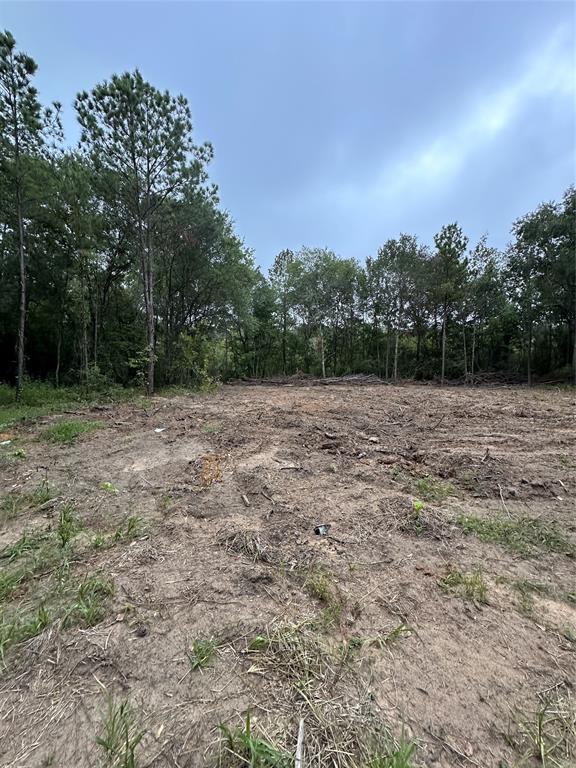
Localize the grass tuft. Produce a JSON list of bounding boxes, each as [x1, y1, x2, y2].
[[303, 568, 344, 627], [414, 475, 455, 503], [366, 740, 417, 768], [96, 697, 144, 768], [457, 514, 576, 557], [62, 576, 114, 629], [186, 637, 219, 670], [439, 566, 488, 604], [41, 419, 104, 444], [510, 686, 575, 767], [218, 712, 290, 768]]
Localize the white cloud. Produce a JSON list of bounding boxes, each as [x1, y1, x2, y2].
[[322, 25, 575, 209]]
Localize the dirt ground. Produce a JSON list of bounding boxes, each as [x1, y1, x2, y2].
[[0, 383, 575, 768]]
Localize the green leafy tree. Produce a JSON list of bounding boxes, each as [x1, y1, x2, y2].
[[432, 223, 469, 383], [0, 30, 60, 398], [75, 70, 212, 393], [270, 249, 296, 374]]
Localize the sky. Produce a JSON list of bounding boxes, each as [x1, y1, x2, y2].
[[2, 1, 575, 270]]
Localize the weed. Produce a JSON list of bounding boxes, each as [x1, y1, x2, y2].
[[186, 637, 219, 670], [100, 481, 118, 493], [439, 567, 488, 604], [202, 422, 220, 433], [242, 621, 400, 766], [91, 533, 108, 549], [414, 475, 455, 503], [0, 529, 48, 562], [559, 454, 574, 468], [366, 740, 417, 768], [218, 712, 290, 768], [62, 576, 114, 629], [57, 503, 80, 547], [512, 686, 575, 767], [0, 569, 27, 603], [41, 419, 104, 444], [371, 623, 414, 648], [303, 568, 344, 627], [1, 479, 56, 527], [457, 514, 576, 557], [304, 570, 332, 602], [22, 604, 51, 636], [412, 499, 424, 512], [96, 698, 144, 768], [30, 478, 56, 506], [0, 492, 26, 525], [157, 493, 172, 514], [0, 604, 51, 663], [114, 516, 144, 542]]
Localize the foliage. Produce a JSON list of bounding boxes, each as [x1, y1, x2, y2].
[[0, 30, 574, 392]]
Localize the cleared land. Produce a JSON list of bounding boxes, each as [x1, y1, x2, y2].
[[0, 384, 575, 768]]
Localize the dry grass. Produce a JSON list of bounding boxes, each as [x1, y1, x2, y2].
[[508, 684, 575, 767], [235, 621, 415, 768], [220, 529, 273, 563]]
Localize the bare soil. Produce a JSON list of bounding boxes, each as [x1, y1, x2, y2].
[[1, 384, 575, 767]]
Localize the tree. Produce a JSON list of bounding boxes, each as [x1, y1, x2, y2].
[[0, 31, 59, 398], [75, 70, 211, 393], [509, 188, 576, 383], [432, 223, 469, 384], [467, 236, 505, 380], [270, 249, 295, 374], [376, 234, 426, 380]]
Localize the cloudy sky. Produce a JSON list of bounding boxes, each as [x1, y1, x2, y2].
[[2, 1, 574, 269]]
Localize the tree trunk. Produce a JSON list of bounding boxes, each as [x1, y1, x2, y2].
[[441, 309, 447, 385], [393, 327, 399, 381], [385, 323, 391, 380], [319, 325, 326, 378], [527, 321, 532, 387], [55, 328, 62, 388], [572, 318, 576, 385], [463, 324, 468, 378], [281, 302, 287, 375], [15, 182, 26, 401], [140, 219, 155, 395], [471, 324, 476, 384]]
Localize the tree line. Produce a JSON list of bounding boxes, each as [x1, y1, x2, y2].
[[1, 31, 574, 396]]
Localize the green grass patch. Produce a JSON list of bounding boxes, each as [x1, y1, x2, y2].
[[62, 576, 114, 628], [439, 567, 488, 604], [41, 419, 104, 444], [0, 604, 51, 662], [218, 712, 290, 768], [457, 514, 576, 557], [1, 479, 57, 528], [186, 637, 219, 670], [96, 698, 144, 768], [414, 475, 455, 503], [366, 740, 417, 768]]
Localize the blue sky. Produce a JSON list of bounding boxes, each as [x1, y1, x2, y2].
[[2, 1, 574, 269]]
